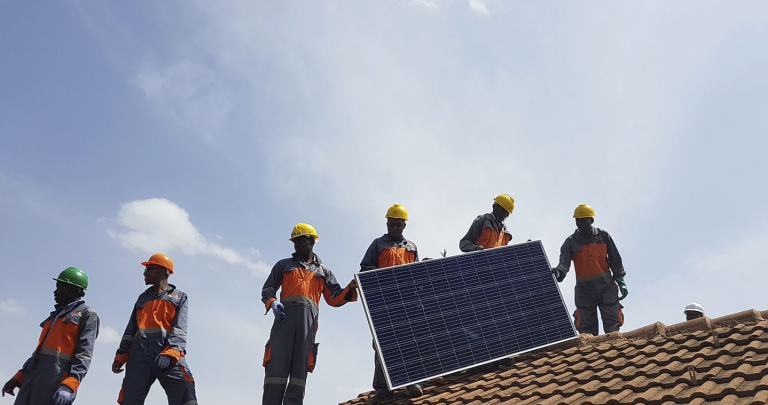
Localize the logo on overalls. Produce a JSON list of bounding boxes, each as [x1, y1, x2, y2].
[[168, 294, 180, 299], [71, 311, 82, 316]]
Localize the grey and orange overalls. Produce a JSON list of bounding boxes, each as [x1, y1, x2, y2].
[[459, 213, 512, 252], [555, 227, 625, 335], [115, 285, 197, 405], [360, 234, 419, 393], [261, 253, 357, 405], [12, 301, 99, 405]]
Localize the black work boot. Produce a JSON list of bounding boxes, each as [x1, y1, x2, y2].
[[407, 383, 423, 398], [371, 390, 394, 404]]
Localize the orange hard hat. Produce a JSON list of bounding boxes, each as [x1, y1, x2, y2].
[[141, 253, 174, 274]]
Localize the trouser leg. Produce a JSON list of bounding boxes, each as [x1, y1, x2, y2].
[[263, 314, 295, 405], [119, 354, 156, 405], [157, 358, 198, 405], [597, 281, 623, 334], [372, 343, 389, 393], [574, 284, 599, 336], [283, 303, 318, 405]]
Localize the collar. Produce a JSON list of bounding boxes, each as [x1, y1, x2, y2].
[[382, 234, 409, 245], [292, 252, 322, 266], [53, 300, 83, 314], [573, 227, 598, 242], [144, 284, 177, 297]]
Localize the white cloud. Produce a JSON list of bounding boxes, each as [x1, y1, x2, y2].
[[110, 198, 269, 274], [134, 60, 232, 141], [97, 326, 122, 344], [468, 0, 489, 16], [0, 299, 27, 316]]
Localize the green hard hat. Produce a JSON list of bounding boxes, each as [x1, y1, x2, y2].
[[53, 267, 89, 290]]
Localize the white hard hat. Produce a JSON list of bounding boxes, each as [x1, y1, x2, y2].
[[684, 302, 705, 314]]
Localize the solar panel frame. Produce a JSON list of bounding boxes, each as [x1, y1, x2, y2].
[[355, 240, 577, 390]]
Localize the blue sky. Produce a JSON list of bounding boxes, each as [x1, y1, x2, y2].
[[1, 1, 767, 404]]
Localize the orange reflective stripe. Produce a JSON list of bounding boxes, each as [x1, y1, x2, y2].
[[377, 247, 415, 268], [179, 365, 194, 383], [264, 297, 276, 314], [263, 341, 271, 368], [117, 383, 125, 404], [159, 346, 182, 362], [136, 299, 176, 331], [114, 352, 130, 364], [41, 318, 79, 357], [12, 372, 24, 384], [572, 244, 610, 280], [61, 375, 80, 392]]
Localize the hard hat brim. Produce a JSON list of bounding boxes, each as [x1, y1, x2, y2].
[[52, 278, 87, 290], [142, 261, 174, 274]]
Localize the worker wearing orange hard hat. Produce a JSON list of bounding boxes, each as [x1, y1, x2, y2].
[[112, 253, 198, 405], [552, 205, 628, 336], [459, 194, 514, 252], [360, 204, 424, 403], [261, 224, 358, 405], [2, 267, 100, 405]]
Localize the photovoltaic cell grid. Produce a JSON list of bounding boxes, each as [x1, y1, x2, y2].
[[356, 240, 577, 389]]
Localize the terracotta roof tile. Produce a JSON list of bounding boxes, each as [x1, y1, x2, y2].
[[339, 309, 768, 405]]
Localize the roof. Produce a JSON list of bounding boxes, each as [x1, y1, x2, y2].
[[340, 309, 768, 405]]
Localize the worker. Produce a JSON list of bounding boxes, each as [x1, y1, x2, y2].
[[459, 194, 514, 252], [552, 204, 628, 336], [684, 302, 705, 321], [261, 223, 358, 405], [1, 267, 100, 405], [112, 253, 197, 405], [360, 204, 423, 403]]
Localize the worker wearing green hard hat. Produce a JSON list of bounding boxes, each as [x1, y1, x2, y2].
[[2, 267, 100, 405]]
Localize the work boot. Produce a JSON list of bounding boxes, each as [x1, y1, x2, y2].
[[407, 383, 423, 398], [371, 390, 394, 404]]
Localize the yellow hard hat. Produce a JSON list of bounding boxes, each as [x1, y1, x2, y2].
[[493, 194, 515, 214], [290, 223, 319, 241], [385, 204, 408, 221], [573, 204, 596, 218]]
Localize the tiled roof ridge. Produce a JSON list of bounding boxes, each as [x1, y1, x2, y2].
[[339, 309, 768, 405]]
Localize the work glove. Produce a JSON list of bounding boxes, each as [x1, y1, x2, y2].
[[2, 377, 20, 397], [155, 354, 173, 371], [551, 268, 566, 283], [270, 301, 286, 321], [614, 276, 629, 300], [51, 386, 73, 405]]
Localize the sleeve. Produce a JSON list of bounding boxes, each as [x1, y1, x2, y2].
[[61, 308, 100, 392], [359, 240, 380, 272], [262, 260, 285, 313], [459, 216, 485, 252], [13, 355, 35, 384], [322, 269, 358, 307], [115, 305, 138, 364], [603, 231, 626, 278], [555, 237, 573, 273], [413, 244, 419, 262], [159, 294, 188, 362]]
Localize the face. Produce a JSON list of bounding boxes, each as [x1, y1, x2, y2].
[[575, 217, 594, 234], [686, 311, 704, 321], [143, 264, 168, 285], [292, 236, 314, 258], [53, 281, 80, 305], [386, 218, 406, 240], [492, 204, 510, 222]]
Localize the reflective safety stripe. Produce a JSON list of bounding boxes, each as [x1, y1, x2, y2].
[[281, 295, 319, 312], [137, 327, 168, 335], [172, 327, 187, 337], [181, 402, 198, 405], [75, 352, 92, 361], [121, 334, 132, 342], [289, 377, 306, 387], [38, 347, 73, 361], [264, 377, 288, 385]]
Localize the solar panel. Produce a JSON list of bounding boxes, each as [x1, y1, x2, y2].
[[355, 240, 577, 389]]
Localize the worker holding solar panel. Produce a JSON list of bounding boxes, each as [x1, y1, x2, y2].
[[359, 204, 424, 404], [459, 194, 515, 252], [260, 223, 358, 405], [552, 204, 629, 336]]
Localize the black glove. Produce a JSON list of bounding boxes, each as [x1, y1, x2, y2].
[[552, 268, 566, 283]]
